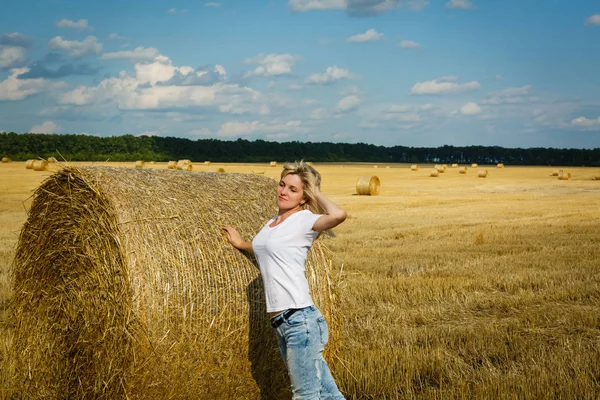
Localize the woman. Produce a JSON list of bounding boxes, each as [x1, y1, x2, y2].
[[222, 160, 347, 399]]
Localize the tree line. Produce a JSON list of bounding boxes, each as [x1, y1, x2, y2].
[[1, 132, 599, 166]]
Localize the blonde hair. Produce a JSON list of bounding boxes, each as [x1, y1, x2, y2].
[[280, 160, 324, 215]]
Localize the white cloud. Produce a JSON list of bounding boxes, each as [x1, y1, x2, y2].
[[445, 0, 475, 9], [205, 2, 221, 6], [217, 120, 304, 137], [243, 53, 301, 77], [30, 121, 59, 134], [347, 29, 384, 43], [570, 116, 600, 130], [482, 85, 537, 105], [0, 68, 66, 101], [310, 108, 330, 119], [101, 46, 165, 62], [289, 0, 346, 12], [167, 8, 177, 14], [336, 95, 362, 112], [306, 66, 355, 84], [48, 36, 102, 57], [584, 14, 600, 26], [0, 45, 27, 68], [399, 40, 421, 49], [56, 19, 90, 29], [460, 102, 481, 115], [410, 78, 480, 95]]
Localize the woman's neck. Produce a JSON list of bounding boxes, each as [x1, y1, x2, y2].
[[277, 205, 302, 218]]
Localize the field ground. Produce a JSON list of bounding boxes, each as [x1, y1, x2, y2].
[[1, 161, 599, 399]]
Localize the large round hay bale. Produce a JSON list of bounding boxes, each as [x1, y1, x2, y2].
[[478, 169, 488, 178], [48, 157, 58, 163], [32, 160, 48, 171], [558, 171, 571, 180], [2, 156, 12, 163], [356, 176, 380, 195], [429, 169, 439, 177], [167, 161, 177, 169], [410, 165, 419, 171], [25, 159, 35, 169], [9, 167, 339, 399], [434, 164, 446, 173], [269, 161, 277, 167], [204, 161, 211, 165], [471, 163, 478, 168], [497, 163, 504, 168], [458, 167, 468, 174], [451, 163, 458, 168], [176, 160, 192, 171], [210, 167, 226, 173], [135, 160, 145, 168]]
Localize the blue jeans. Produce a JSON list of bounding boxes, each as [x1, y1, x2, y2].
[[273, 306, 345, 399]]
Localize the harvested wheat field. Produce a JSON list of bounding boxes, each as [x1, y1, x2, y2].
[[1, 162, 600, 399]]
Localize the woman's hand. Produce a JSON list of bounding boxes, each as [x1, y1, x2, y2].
[[222, 225, 254, 252]]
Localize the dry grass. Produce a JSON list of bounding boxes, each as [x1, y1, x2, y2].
[[1, 162, 600, 399]]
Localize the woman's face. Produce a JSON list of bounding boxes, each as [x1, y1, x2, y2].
[[277, 174, 306, 212]]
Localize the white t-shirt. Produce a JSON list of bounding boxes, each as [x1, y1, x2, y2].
[[252, 210, 322, 313]]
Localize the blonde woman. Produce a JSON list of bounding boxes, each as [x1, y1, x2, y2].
[[223, 161, 346, 399]]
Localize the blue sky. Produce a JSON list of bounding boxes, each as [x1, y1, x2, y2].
[[1, 0, 599, 148]]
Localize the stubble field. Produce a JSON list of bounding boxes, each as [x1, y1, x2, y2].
[[1, 161, 599, 399]]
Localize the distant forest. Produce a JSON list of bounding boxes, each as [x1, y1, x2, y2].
[[1, 132, 599, 166]]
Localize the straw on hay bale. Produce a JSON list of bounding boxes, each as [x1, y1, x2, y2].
[[497, 163, 505, 168], [430, 169, 439, 177], [25, 159, 35, 169], [2, 156, 12, 163], [478, 169, 488, 178], [458, 166, 468, 174], [167, 161, 177, 169], [410, 165, 419, 171], [32, 160, 48, 171], [356, 175, 380, 195], [551, 169, 562, 176], [451, 163, 458, 168], [9, 166, 339, 399], [204, 161, 211, 165], [269, 161, 277, 167], [558, 171, 571, 180], [471, 163, 479, 168], [135, 160, 145, 168], [48, 157, 58, 163]]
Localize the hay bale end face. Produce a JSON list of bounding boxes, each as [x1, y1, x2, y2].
[[25, 159, 35, 169], [32, 160, 48, 171], [356, 175, 380, 195], [558, 171, 571, 180], [167, 161, 177, 169], [2, 156, 13, 163], [9, 167, 339, 399]]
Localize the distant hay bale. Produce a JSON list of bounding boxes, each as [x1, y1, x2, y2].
[[430, 169, 439, 177], [558, 171, 571, 180], [204, 161, 211, 165], [25, 159, 35, 169], [176, 160, 192, 170], [9, 167, 339, 399], [451, 163, 458, 168], [48, 157, 58, 163], [167, 161, 177, 169], [269, 161, 277, 167], [150, 161, 156, 165], [385, 166, 390, 169], [478, 169, 488, 178], [2, 157, 12, 163], [32, 160, 48, 171], [551, 169, 562, 176], [410, 165, 419, 171], [356, 176, 380, 195], [458, 167, 468, 174], [497, 163, 505, 168], [210, 167, 226, 173], [471, 163, 479, 168], [435, 164, 446, 173], [135, 160, 145, 168], [373, 165, 378, 168]]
